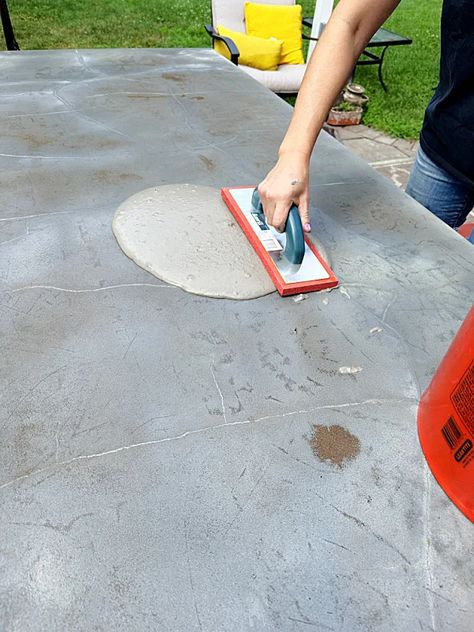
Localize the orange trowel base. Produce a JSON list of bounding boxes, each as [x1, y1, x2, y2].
[[221, 187, 338, 297]]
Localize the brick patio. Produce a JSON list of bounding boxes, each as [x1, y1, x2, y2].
[[329, 123, 474, 223]]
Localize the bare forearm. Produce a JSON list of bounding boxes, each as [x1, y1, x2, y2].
[[280, 0, 401, 158]]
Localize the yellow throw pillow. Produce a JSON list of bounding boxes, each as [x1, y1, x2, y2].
[[244, 2, 304, 65], [215, 25, 283, 71]]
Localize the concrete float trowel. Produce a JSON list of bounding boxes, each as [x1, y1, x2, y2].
[[221, 186, 338, 296]]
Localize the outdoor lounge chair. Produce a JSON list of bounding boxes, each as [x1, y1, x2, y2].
[[206, 1, 412, 94], [205, 0, 307, 95]]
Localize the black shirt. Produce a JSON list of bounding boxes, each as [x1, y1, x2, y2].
[[420, 0, 474, 188]]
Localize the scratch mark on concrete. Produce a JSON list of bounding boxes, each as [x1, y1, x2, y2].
[[131, 415, 174, 435], [210, 363, 227, 423], [0, 152, 98, 160], [0, 210, 74, 223], [423, 586, 472, 613], [184, 520, 203, 631], [54, 421, 61, 462], [2, 283, 176, 294], [0, 397, 417, 491], [321, 538, 352, 552], [11, 512, 93, 535], [325, 500, 411, 565], [223, 468, 267, 536], [382, 296, 398, 324], [288, 616, 334, 629], [122, 332, 138, 360], [423, 461, 436, 631], [0, 234, 27, 247]]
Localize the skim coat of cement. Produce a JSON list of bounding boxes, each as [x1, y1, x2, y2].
[[113, 184, 275, 299], [1, 49, 473, 632]]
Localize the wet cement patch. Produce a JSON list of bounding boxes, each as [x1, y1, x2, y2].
[[310, 424, 361, 467], [112, 184, 276, 299]]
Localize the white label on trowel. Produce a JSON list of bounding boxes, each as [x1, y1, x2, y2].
[[229, 188, 330, 284], [249, 211, 283, 253]]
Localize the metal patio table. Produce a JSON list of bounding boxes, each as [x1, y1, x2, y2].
[[303, 18, 412, 91], [0, 49, 472, 632]]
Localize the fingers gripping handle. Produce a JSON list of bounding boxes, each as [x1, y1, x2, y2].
[[252, 188, 305, 266]]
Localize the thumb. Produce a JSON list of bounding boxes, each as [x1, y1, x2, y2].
[[298, 193, 311, 232]]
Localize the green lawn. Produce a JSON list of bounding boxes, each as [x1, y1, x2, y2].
[[351, 0, 441, 138], [7, 0, 441, 139]]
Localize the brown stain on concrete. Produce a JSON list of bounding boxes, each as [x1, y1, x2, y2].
[[22, 133, 47, 149], [309, 424, 360, 467], [198, 154, 214, 171], [94, 138, 122, 150], [92, 170, 143, 184], [17, 130, 121, 151], [162, 72, 184, 82]]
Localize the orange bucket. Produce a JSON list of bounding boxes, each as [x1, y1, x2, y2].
[[418, 306, 474, 521]]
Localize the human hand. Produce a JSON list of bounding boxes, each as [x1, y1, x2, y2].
[[257, 151, 311, 233]]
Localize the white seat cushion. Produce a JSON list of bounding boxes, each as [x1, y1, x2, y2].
[[239, 63, 307, 93]]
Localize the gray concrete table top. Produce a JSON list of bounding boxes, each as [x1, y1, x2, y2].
[[0, 48, 473, 632]]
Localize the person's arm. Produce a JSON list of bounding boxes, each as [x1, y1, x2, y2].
[[258, 0, 401, 232]]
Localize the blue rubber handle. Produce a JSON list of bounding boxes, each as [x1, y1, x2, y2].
[[251, 188, 305, 266]]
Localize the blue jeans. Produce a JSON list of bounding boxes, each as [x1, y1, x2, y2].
[[406, 146, 474, 241]]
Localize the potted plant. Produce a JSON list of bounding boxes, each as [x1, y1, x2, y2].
[[327, 83, 368, 126]]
